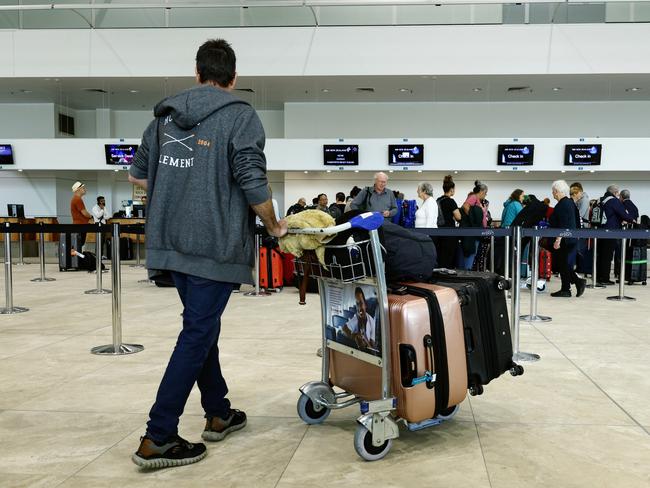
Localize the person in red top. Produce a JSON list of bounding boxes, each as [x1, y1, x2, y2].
[[70, 181, 92, 249]]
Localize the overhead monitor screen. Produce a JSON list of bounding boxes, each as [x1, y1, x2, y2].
[[388, 144, 424, 166], [564, 144, 602, 166], [105, 144, 139, 165], [497, 144, 534, 166], [0, 144, 14, 165], [323, 145, 359, 166]]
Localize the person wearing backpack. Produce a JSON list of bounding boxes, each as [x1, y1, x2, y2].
[[596, 185, 635, 285], [350, 172, 397, 220], [435, 175, 462, 269]]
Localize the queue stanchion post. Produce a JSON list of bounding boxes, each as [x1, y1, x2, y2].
[[520, 228, 551, 323], [510, 226, 540, 362], [504, 235, 511, 298], [586, 237, 605, 289], [91, 223, 143, 355], [31, 229, 55, 282], [607, 238, 635, 302], [489, 235, 495, 273], [85, 227, 111, 295], [1, 224, 29, 314], [244, 231, 271, 297]]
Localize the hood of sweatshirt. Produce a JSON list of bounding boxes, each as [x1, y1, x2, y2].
[[153, 84, 247, 130]]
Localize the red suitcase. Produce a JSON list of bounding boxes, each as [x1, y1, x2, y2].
[[539, 249, 552, 281], [260, 246, 283, 290], [281, 252, 295, 286]]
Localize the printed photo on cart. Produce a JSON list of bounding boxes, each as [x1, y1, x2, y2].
[[324, 283, 382, 357]]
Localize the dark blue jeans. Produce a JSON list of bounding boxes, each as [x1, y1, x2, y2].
[[146, 272, 234, 443]]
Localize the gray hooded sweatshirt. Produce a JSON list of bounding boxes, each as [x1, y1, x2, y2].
[[129, 84, 270, 284]]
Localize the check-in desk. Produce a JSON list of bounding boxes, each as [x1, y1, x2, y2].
[[0, 217, 36, 242], [106, 218, 146, 245]]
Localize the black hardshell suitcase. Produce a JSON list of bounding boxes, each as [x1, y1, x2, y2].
[[58, 233, 80, 271], [430, 269, 522, 395], [106, 237, 134, 261], [625, 244, 647, 285]]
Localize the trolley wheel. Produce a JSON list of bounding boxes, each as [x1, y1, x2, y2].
[[510, 364, 525, 376], [353, 425, 392, 462], [469, 384, 484, 396], [297, 393, 330, 425], [436, 404, 460, 421]]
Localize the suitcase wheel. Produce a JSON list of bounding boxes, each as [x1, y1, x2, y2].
[[354, 425, 392, 462], [497, 278, 511, 291], [297, 393, 330, 425], [469, 384, 484, 396], [509, 364, 525, 377], [436, 404, 460, 420]]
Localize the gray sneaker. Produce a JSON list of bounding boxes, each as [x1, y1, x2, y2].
[[202, 409, 247, 442], [131, 435, 207, 469]]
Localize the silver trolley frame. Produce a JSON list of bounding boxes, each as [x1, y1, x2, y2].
[[291, 214, 399, 461]]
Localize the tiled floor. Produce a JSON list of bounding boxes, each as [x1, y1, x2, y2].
[[1, 263, 649, 487]]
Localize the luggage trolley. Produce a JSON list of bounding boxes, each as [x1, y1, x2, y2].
[[291, 212, 457, 461]]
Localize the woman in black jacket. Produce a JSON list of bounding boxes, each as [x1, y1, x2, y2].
[[549, 180, 586, 298]]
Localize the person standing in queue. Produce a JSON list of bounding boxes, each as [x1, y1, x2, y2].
[[435, 175, 462, 269], [350, 172, 397, 220], [549, 180, 586, 298], [70, 181, 92, 250], [128, 38, 287, 469]]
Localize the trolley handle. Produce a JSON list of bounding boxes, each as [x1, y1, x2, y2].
[[287, 211, 384, 236]]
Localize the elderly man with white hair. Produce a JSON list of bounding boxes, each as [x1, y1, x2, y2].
[[350, 171, 397, 220], [549, 180, 587, 298]]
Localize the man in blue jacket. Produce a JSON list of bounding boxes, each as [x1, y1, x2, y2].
[[596, 185, 635, 285], [128, 39, 287, 469]]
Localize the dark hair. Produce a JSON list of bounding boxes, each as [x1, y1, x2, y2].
[[195, 39, 236, 87], [442, 175, 455, 193], [510, 189, 524, 201], [350, 186, 362, 198], [473, 180, 488, 194], [312, 197, 318, 205], [570, 182, 584, 191], [354, 286, 366, 301], [97, 196, 104, 204], [336, 192, 345, 202]]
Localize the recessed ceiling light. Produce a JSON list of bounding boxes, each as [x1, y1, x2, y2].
[[525, 170, 530, 173], [472, 88, 482, 92], [626, 87, 641, 92], [590, 169, 596, 173], [496, 170, 501, 173], [552, 87, 562, 92], [398, 88, 411, 93], [326, 170, 331, 173], [389, 170, 394, 173], [129, 90, 139, 94], [18, 169, 23, 172], [417, 170, 422, 173], [321, 89, 330, 93], [354, 170, 359, 173], [114, 169, 119, 172], [303, 170, 309, 174], [561, 170, 566, 173], [454, 171, 458, 174]]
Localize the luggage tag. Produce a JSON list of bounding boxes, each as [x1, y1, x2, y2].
[[410, 370, 436, 387]]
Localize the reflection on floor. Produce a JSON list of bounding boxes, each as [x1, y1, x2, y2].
[[0, 264, 649, 488]]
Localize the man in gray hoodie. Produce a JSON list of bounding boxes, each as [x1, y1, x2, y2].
[[129, 39, 287, 469]]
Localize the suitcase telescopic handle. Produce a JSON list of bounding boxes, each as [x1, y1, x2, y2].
[[423, 335, 436, 390], [287, 211, 384, 235]]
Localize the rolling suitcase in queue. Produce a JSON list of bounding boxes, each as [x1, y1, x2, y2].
[[329, 283, 468, 424], [538, 248, 552, 281], [58, 233, 80, 271], [259, 245, 283, 291], [625, 244, 648, 285], [429, 269, 523, 396], [281, 252, 296, 287]]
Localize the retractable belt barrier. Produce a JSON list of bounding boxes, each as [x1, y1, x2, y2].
[[3, 222, 648, 360]]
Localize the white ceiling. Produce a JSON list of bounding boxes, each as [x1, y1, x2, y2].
[[2, 73, 650, 111]]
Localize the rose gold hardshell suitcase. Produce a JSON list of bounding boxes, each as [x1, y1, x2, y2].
[[329, 283, 467, 424]]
